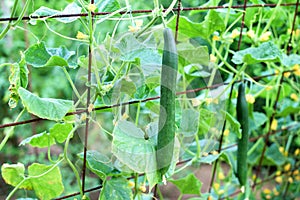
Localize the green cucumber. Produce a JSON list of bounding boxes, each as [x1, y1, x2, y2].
[[236, 82, 249, 186], [156, 28, 178, 176]]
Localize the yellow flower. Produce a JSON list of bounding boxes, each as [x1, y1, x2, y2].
[[293, 64, 300, 76], [290, 93, 298, 101], [294, 148, 300, 156], [88, 104, 94, 113], [296, 175, 300, 181], [218, 172, 225, 180], [259, 31, 272, 42], [284, 163, 291, 171], [275, 176, 282, 183], [218, 189, 225, 195], [273, 188, 279, 196], [128, 20, 143, 32], [274, 69, 279, 75], [205, 98, 213, 105], [213, 35, 220, 41], [247, 30, 255, 39], [231, 29, 240, 39], [266, 86, 273, 91], [252, 174, 256, 180], [128, 25, 139, 32], [270, 119, 278, 131], [266, 195, 271, 199], [128, 181, 135, 187], [203, 152, 209, 157], [288, 177, 293, 183], [213, 183, 220, 190], [210, 54, 217, 63], [134, 19, 143, 27], [283, 72, 291, 78], [246, 94, 255, 104], [192, 98, 201, 107], [279, 146, 284, 154], [263, 188, 271, 194], [223, 129, 230, 137], [275, 171, 281, 176], [87, 4, 97, 12], [76, 31, 88, 39], [212, 150, 219, 155], [207, 195, 213, 200], [122, 113, 129, 120], [293, 169, 299, 175], [139, 185, 146, 193]]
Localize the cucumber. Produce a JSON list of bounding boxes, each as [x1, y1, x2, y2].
[[236, 82, 249, 186], [156, 28, 178, 176]]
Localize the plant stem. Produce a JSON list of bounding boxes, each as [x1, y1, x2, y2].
[[63, 125, 83, 196], [0, 108, 25, 151]]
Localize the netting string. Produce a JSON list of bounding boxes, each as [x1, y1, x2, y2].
[[0, 3, 298, 22], [0, 71, 292, 130]]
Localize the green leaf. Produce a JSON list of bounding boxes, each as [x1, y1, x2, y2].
[[179, 109, 199, 136], [168, 10, 225, 39], [77, 150, 113, 180], [1, 163, 32, 190], [49, 123, 73, 143], [24, 42, 75, 68], [223, 111, 241, 139], [249, 112, 268, 132], [282, 54, 300, 67], [178, 43, 209, 67], [169, 173, 202, 195], [112, 120, 157, 173], [100, 177, 133, 200], [265, 143, 287, 166], [18, 87, 73, 121], [115, 34, 161, 76], [28, 163, 64, 200], [30, 3, 81, 24], [96, 0, 121, 12], [232, 42, 283, 65], [19, 131, 55, 148]]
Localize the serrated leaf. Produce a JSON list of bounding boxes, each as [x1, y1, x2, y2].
[[179, 109, 199, 136], [100, 177, 133, 200], [19, 131, 55, 148], [1, 163, 32, 190], [24, 42, 75, 68], [178, 43, 209, 67], [96, 0, 121, 12], [28, 163, 64, 199], [282, 54, 300, 67], [168, 10, 225, 39], [18, 87, 73, 121], [169, 173, 202, 195], [115, 34, 161, 76], [222, 110, 241, 139], [265, 143, 287, 166], [78, 150, 113, 180], [49, 123, 73, 143], [249, 112, 268, 132], [112, 120, 157, 173], [30, 3, 81, 23], [232, 42, 283, 65]]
